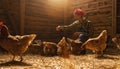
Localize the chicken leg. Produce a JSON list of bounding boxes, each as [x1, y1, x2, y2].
[[20, 55, 23, 62]]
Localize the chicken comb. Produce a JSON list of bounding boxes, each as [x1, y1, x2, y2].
[[0, 22, 3, 26]]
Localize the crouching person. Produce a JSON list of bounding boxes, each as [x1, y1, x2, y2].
[[56, 9, 94, 55]]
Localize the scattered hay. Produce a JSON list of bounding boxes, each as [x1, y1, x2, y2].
[[0, 54, 120, 69]]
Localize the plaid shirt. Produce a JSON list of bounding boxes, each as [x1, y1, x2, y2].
[[63, 19, 94, 38]]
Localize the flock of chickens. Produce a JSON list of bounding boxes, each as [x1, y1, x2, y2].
[[0, 22, 120, 62]]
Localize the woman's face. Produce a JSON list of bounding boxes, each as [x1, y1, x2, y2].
[[74, 14, 82, 20]]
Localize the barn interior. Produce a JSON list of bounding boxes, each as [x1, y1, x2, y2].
[[0, 0, 120, 69], [0, 0, 119, 41]]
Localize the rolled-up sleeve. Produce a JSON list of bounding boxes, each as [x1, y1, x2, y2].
[[63, 20, 80, 31]]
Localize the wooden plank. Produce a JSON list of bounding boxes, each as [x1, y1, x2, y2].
[[112, 0, 116, 36], [20, 0, 25, 35], [26, 7, 63, 17], [1, 0, 19, 34], [25, 25, 55, 30], [26, 13, 63, 20], [25, 18, 63, 24], [25, 21, 63, 26], [26, 1, 63, 12], [25, 15, 64, 22]]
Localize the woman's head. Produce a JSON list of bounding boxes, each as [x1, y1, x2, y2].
[[73, 9, 85, 20]]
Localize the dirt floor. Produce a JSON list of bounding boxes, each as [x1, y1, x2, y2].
[[0, 45, 120, 69]]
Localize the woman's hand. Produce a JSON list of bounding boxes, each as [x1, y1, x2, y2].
[[56, 26, 64, 32]]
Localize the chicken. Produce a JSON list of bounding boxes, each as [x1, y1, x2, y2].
[[81, 30, 107, 56], [31, 40, 58, 56], [112, 36, 120, 49], [57, 37, 71, 58], [67, 38, 84, 55], [31, 40, 44, 55], [0, 24, 36, 61], [71, 32, 82, 39], [42, 41, 57, 56]]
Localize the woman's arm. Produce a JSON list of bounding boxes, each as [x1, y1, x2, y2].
[[63, 20, 80, 31]]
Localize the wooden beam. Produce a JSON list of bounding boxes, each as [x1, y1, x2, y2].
[[20, 0, 25, 35], [1, 0, 18, 34], [112, 0, 116, 37]]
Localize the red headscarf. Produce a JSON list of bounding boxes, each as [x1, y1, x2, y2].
[[73, 9, 85, 16]]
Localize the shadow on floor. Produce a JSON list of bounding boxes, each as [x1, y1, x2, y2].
[[0, 60, 32, 66], [104, 46, 120, 55], [95, 55, 120, 60]]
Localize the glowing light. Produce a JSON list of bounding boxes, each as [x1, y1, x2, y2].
[[48, 0, 67, 7]]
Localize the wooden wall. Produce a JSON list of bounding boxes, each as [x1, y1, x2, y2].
[[24, 0, 66, 42], [0, 0, 20, 35], [67, 0, 113, 37], [0, 0, 117, 42], [0, 1, 6, 23], [0, 0, 69, 42], [116, 0, 120, 33]]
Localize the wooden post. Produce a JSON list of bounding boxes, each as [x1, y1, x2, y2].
[[2, 0, 18, 34], [20, 0, 25, 35], [112, 0, 116, 37]]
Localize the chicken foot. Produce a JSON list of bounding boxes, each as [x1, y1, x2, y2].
[[12, 55, 15, 61], [11, 54, 23, 62], [20, 55, 23, 62]]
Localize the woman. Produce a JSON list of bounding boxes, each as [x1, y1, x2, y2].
[[56, 9, 94, 54]]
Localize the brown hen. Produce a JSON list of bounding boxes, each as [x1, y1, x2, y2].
[[0, 24, 36, 61], [112, 36, 120, 49], [81, 30, 107, 56], [57, 37, 71, 58]]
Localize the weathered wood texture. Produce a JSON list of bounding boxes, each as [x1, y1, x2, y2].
[[0, 0, 20, 35], [0, 0, 118, 41], [67, 0, 113, 37], [24, 0, 65, 42], [116, 0, 120, 33], [0, 0, 67, 42]]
